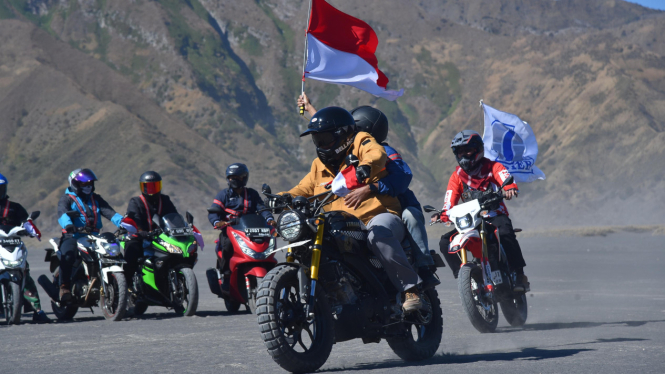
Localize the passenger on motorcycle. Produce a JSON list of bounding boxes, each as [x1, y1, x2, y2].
[[0, 174, 50, 323], [121, 171, 180, 290], [280, 105, 423, 313], [56, 169, 123, 303], [432, 130, 529, 292], [207, 163, 275, 292], [297, 94, 439, 290]]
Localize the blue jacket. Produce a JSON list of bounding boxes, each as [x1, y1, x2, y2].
[[377, 144, 421, 211], [57, 187, 123, 236], [208, 187, 274, 226]]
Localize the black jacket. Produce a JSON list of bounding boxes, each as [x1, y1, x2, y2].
[[126, 194, 179, 231], [0, 198, 28, 227], [207, 187, 274, 226]]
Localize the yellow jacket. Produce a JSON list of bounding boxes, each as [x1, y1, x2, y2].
[[282, 132, 401, 224]]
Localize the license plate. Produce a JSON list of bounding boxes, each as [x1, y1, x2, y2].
[[169, 227, 193, 236], [0, 238, 21, 246], [491, 270, 503, 285], [246, 228, 271, 237]]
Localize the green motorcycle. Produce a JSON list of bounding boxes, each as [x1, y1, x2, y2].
[[121, 212, 199, 317]]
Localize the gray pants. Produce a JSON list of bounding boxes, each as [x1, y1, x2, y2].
[[367, 213, 421, 292], [402, 206, 434, 268]]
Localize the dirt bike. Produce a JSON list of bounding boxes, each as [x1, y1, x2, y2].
[[0, 211, 40, 324], [204, 209, 277, 314], [120, 212, 199, 317], [424, 175, 527, 333], [38, 216, 128, 321], [257, 184, 444, 373]]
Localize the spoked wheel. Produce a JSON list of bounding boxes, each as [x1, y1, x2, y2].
[[100, 273, 127, 321], [459, 264, 499, 333], [171, 268, 198, 316], [257, 265, 334, 374], [500, 292, 528, 327], [2, 282, 22, 325], [387, 288, 443, 361]]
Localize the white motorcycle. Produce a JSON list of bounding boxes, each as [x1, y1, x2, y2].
[[0, 211, 40, 324], [425, 176, 527, 333], [38, 213, 128, 321]]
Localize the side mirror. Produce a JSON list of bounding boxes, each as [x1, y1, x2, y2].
[[186, 211, 194, 225], [501, 175, 515, 189], [422, 205, 440, 213], [29, 211, 40, 220], [262, 184, 272, 195], [66, 210, 79, 219], [207, 205, 224, 214]]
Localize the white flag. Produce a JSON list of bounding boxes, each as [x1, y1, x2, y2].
[[481, 102, 546, 183]]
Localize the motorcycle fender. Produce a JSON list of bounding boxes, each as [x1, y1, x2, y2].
[[244, 267, 268, 278], [101, 266, 124, 283], [0, 270, 22, 283]]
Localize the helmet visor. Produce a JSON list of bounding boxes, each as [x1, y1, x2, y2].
[[312, 132, 337, 149], [74, 169, 98, 183], [140, 181, 162, 195]]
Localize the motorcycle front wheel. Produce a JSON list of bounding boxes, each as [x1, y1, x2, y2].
[[2, 282, 22, 324], [257, 265, 334, 374], [459, 264, 499, 333], [172, 268, 198, 316], [100, 272, 127, 321]]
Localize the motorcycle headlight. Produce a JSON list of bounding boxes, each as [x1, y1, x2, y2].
[[231, 232, 267, 260], [2, 258, 23, 268], [102, 242, 121, 257], [278, 211, 304, 241], [456, 213, 474, 230]]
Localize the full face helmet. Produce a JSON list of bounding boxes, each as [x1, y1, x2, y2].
[[68, 168, 98, 195], [226, 163, 249, 189], [450, 130, 485, 173], [301, 107, 357, 170], [350, 106, 389, 144], [140, 171, 162, 196]]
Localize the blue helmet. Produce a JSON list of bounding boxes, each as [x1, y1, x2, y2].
[[0, 174, 7, 200]]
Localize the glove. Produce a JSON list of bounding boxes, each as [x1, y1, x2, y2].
[[64, 224, 75, 234], [23, 220, 41, 241], [439, 211, 451, 224], [355, 165, 371, 184]]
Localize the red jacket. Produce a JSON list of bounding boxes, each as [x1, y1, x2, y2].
[[442, 159, 518, 217]]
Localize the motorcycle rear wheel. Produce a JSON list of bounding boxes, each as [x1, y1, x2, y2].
[[386, 288, 443, 361], [257, 265, 334, 374], [100, 272, 127, 321], [2, 282, 22, 325], [224, 299, 241, 313], [500, 293, 528, 327], [459, 264, 499, 333]]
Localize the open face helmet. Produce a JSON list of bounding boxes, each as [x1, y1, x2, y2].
[[226, 163, 249, 189], [350, 106, 389, 144], [301, 107, 357, 170], [140, 171, 162, 196], [451, 130, 485, 173], [69, 168, 98, 195]]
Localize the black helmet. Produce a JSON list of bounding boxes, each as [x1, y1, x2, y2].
[[68, 168, 98, 195], [300, 107, 357, 170], [226, 163, 249, 189], [350, 106, 389, 144], [451, 130, 485, 173], [0, 173, 7, 200], [139, 171, 162, 196]]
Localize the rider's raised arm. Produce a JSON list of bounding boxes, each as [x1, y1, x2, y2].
[[354, 132, 387, 179], [95, 194, 123, 228], [376, 146, 412, 197], [57, 194, 74, 229]]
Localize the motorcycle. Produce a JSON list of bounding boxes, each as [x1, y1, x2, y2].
[[0, 211, 39, 324], [120, 212, 199, 317], [256, 184, 444, 373], [424, 175, 527, 333], [204, 208, 277, 314], [38, 211, 127, 321]]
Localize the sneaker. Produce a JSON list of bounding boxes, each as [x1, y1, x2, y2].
[[513, 275, 530, 293], [33, 310, 52, 324], [59, 284, 72, 304], [418, 267, 441, 291], [402, 288, 422, 314]]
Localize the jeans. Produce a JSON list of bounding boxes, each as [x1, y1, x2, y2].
[[402, 206, 434, 268]]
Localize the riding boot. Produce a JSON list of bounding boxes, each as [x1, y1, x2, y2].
[[402, 287, 422, 314], [59, 283, 72, 304]]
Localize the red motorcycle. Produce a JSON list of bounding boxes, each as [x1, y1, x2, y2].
[[205, 208, 277, 314]]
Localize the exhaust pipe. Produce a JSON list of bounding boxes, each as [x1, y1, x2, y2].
[[37, 275, 59, 302]]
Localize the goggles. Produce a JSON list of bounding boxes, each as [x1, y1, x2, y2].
[[312, 131, 337, 149], [140, 181, 162, 195]]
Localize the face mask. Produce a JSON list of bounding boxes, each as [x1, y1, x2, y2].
[[81, 185, 93, 195]]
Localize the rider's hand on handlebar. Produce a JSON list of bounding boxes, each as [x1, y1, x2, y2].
[[214, 221, 229, 229], [504, 188, 518, 200], [267, 220, 277, 227]]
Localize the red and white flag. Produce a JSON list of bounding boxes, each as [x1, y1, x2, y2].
[[331, 165, 366, 197], [304, 0, 404, 101]]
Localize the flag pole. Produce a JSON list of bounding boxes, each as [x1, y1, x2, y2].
[[300, 0, 313, 116]]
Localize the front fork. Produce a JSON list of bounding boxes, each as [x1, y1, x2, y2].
[[304, 215, 325, 320]]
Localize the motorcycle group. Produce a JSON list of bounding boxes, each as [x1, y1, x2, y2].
[[0, 94, 532, 373]]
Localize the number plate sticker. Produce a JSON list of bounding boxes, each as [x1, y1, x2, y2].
[[0, 238, 21, 246], [169, 227, 193, 236], [246, 228, 271, 237], [491, 270, 503, 285]]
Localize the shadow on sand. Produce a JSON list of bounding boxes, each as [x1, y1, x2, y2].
[[497, 319, 665, 332]]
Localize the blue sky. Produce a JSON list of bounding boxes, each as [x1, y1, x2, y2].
[[624, 0, 665, 10]]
